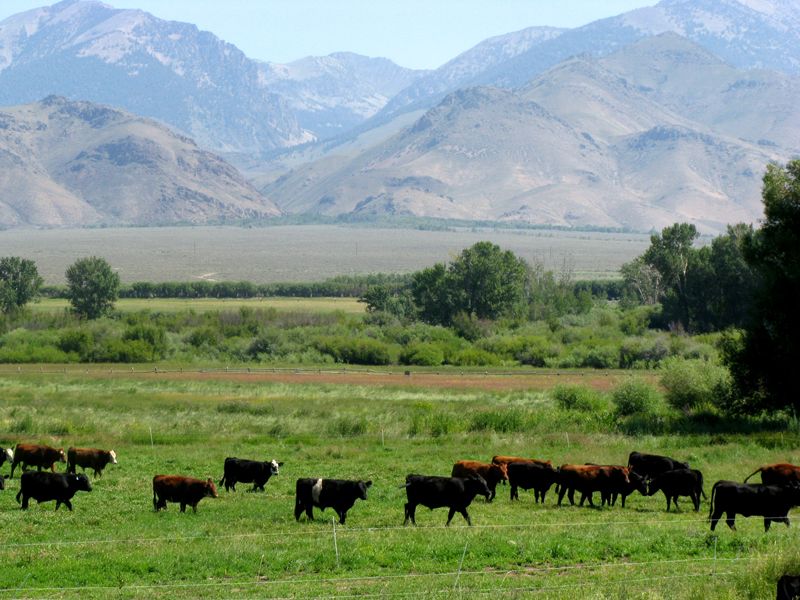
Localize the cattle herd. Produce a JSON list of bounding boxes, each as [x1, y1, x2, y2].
[[1, 443, 800, 533]]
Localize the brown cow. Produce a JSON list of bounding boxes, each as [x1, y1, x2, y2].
[[744, 463, 800, 486], [10, 443, 66, 478], [452, 460, 508, 502], [492, 455, 553, 468], [557, 464, 631, 507], [67, 448, 118, 478], [153, 475, 218, 513]]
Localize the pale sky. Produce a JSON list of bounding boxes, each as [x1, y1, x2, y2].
[[0, 0, 657, 69]]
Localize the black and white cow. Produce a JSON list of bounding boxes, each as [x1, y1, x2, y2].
[[219, 458, 283, 492], [16, 470, 93, 511], [709, 480, 800, 531], [401, 474, 491, 526], [627, 451, 689, 480], [294, 478, 372, 525], [507, 462, 559, 503], [1, 447, 12, 471], [646, 468, 707, 512]]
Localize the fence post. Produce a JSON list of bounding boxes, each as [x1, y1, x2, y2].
[[332, 517, 339, 568], [453, 541, 468, 590]]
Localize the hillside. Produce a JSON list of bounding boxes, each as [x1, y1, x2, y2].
[[261, 35, 793, 233], [0, 96, 282, 228]]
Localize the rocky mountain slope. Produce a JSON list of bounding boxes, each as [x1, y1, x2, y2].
[[261, 35, 794, 233], [0, 96, 282, 228]]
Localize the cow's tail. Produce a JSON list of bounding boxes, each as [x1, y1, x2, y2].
[[219, 474, 226, 488], [743, 466, 764, 483], [15, 489, 22, 504], [398, 483, 410, 489], [699, 472, 708, 500], [708, 481, 720, 520]]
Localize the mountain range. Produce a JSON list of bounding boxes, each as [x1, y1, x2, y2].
[[0, 95, 281, 227], [0, 0, 798, 230]]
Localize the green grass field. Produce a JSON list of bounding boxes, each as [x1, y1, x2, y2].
[[29, 297, 366, 315], [1, 372, 798, 599]]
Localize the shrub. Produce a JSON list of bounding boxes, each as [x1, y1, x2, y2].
[[611, 377, 661, 416], [122, 324, 168, 359], [186, 326, 220, 348], [468, 409, 526, 433], [659, 357, 733, 411], [552, 384, 606, 412], [58, 328, 94, 358], [453, 348, 501, 367], [399, 342, 444, 366], [315, 336, 393, 366]]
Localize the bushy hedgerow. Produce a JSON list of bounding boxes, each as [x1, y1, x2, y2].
[[452, 348, 501, 367], [552, 384, 607, 412], [659, 357, 733, 411], [611, 378, 661, 416], [314, 335, 395, 365], [399, 342, 445, 366]]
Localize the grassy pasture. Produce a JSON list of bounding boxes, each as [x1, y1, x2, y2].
[[1, 371, 799, 599], [29, 297, 366, 315], [0, 225, 652, 284]]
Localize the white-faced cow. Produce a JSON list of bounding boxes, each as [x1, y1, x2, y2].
[[294, 478, 372, 525], [10, 443, 66, 477], [67, 448, 117, 478], [219, 458, 282, 492], [153, 475, 218, 513], [16, 471, 92, 511], [401, 474, 491, 526], [451, 460, 507, 502], [646, 468, 707, 512], [1, 447, 12, 471], [627, 451, 689, 480], [709, 480, 800, 531], [507, 462, 559, 503]]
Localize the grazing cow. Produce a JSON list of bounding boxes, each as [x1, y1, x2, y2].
[[10, 443, 66, 477], [492, 455, 553, 468], [16, 471, 92, 511], [708, 480, 800, 531], [219, 458, 283, 492], [627, 451, 689, 480], [608, 469, 648, 508], [294, 478, 372, 525], [777, 575, 800, 600], [67, 448, 117, 478], [507, 462, 559, 503], [744, 463, 800, 486], [646, 468, 707, 511], [1, 447, 12, 470], [401, 474, 491, 526], [153, 475, 218, 513], [557, 464, 631, 507], [451, 460, 508, 502]]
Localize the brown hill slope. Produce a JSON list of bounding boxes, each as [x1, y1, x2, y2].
[[262, 35, 792, 233], [0, 96, 282, 228]]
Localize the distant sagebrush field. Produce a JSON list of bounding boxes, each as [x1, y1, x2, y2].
[[0, 225, 652, 284]]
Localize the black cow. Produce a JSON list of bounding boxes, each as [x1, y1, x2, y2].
[[646, 468, 707, 512], [401, 474, 491, 526], [607, 469, 648, 508], [16, 470, 92, 511], [709, 480, 800, 531], [627, 451, 689, 479], [219, 458, 283, 492], [778, 575, 800, 600], [295, 478, 372, 525], [507, 462, 559, 503]]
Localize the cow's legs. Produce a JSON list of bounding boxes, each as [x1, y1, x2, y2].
[[305, 505, 314, 521], [180, 503, 187, 513], [20, 493, 29, 510], [294, 498, 304, 521], [487, 485, 496, 502], [710, 507, 723, 531], [403, 502, 416, 525], [510, 485, 517, 501], [337, 509, 347, 525], [459, 508, 472, 526], [557, 485, 567, 506], [726, 512, 737, 531], [765, 517, 772, 532], [691, 493, 700, 512]]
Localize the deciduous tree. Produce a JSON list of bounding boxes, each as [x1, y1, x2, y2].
[[0, 256, 44, 314], [65, 256, 121, 319]]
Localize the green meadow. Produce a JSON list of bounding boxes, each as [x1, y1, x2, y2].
[[1, 372, 799, 599]]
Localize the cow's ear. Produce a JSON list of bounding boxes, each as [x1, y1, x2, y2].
[[278, 462, 284, 467], [365, 481, 372, 488]]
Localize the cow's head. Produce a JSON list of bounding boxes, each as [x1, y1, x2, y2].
[[628, 470, 647, 495], [108, 450, 118, 465], [358, 480, 373, 500], [489, 463, 509, 484], [71, 474, 93, 493], [57, 449, 66, 463], [468, 474, 492, 499], [205, 478, 219, 498], [269, 459, 283, 475], [2, 448, 12, 464]]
